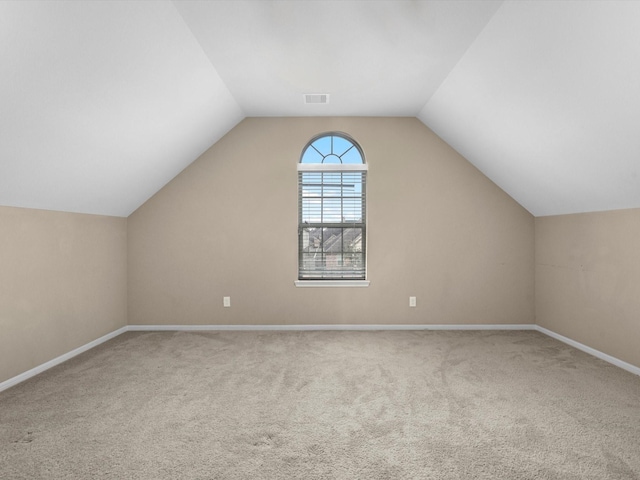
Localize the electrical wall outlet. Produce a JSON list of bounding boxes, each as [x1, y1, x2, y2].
[[223, 296, 231, 307], [409, 296, 416, 307]]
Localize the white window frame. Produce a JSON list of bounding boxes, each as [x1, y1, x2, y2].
[[295, 134, 369, 288]]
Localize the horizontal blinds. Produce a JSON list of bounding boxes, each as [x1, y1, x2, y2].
[[298, 171, 366, 280]]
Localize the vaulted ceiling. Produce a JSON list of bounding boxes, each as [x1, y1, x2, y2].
[[2, 1, 639, 217]]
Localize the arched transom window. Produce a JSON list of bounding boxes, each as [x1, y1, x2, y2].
[[297, 133, 368, 284]]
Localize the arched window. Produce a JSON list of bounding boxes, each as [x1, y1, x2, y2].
[[296, 133, 368, 285]]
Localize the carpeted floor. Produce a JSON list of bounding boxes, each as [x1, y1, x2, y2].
[[1, 330, 639, 479]]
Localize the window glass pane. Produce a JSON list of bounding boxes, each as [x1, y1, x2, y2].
[[301, 134, 363, 165], [300, 171, 322, 186], [300, 253, 323, 275], [301, 147, 323, 164], [323, 154, 341, 164], [321, 228, 341, 253], [322, 172, 342, 185], [340, 146, 363, 164], [302, 183, 322, 197], [343, 228, 363, 253], [323, 253, 342, 272], [311, 136, 331, 155], [342, 198, 362, 222], [300, 172, 321, 223], [342, 172, 362, 194], [300, 227, 364, 279], [332, 136, 353, 156], [322, 184, 341, 197], [322, 199, 342, 223], [301, 227, 322, 250], [301, 198, 321, 223], [301, 172, 364, 226]]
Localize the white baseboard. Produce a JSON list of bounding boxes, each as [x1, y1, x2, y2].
[[2, 323, 637, 393], [535, 325, 640, 377], [127, 323, 537, 331], [0, 326, 128, 394]]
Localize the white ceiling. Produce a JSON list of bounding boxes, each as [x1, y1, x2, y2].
[[173, 0, 501, 117], [419, 0, 640, 216], [0, 1, 243, 216], [1, 1, 639, 217]]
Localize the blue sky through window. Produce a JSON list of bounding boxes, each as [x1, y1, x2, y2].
[[300, 134, 363, 164]]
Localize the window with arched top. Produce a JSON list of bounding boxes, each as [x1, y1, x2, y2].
[[296, 133, 368, 285]]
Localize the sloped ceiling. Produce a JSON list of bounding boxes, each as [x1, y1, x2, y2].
[[0, 1, 243, 216], [1, 1, 639, 217], [419, 0, 640, 216]]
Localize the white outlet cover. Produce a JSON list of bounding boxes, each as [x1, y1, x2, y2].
[[223, 296, 231, 307], [409, 296, 417, 307]]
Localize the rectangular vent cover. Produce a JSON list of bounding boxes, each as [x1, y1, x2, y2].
[[304, 94, 329, 104]]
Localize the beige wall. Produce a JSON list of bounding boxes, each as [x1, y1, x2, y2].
[[536, 209, 640, 368], [128, 117, 534, 326], [7, 117, 640, 382], [0, 206, 127, 384]]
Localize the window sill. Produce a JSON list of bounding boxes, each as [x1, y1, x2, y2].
[[294, 280, 370, 288]]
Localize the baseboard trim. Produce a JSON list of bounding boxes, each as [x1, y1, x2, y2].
[[127, 323, 537, 332], [0, 326, 128, 394], [3, 323, 638, 393], [535, 325, 640, 377]]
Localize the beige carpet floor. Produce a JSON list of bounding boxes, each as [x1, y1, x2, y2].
[[1, 330, 639, 479]]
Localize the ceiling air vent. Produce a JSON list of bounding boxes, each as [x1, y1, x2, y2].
[[304, 93, 329, 104]]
